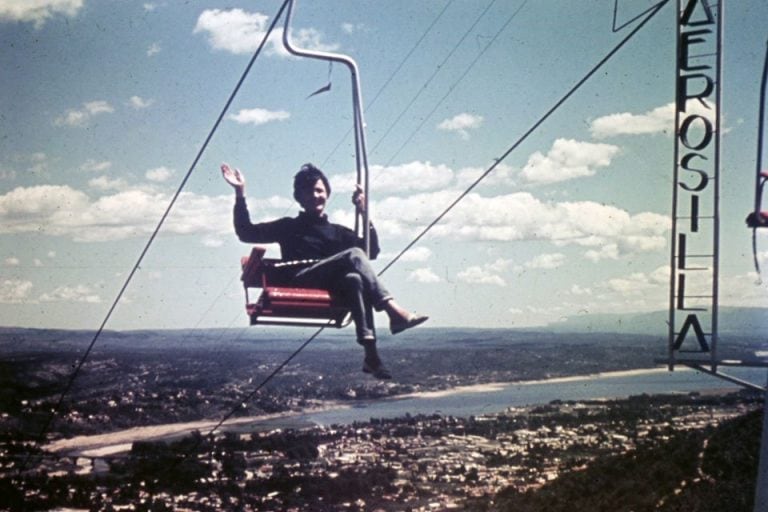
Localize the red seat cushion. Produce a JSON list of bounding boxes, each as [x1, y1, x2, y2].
[[263, 287, 333, 303]]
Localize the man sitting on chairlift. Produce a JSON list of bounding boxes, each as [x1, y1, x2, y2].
[[222, 162, 428, 379]]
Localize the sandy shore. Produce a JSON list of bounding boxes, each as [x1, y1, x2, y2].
[[395, 366, 671, 399], [43, 366, 685, 457], [44, 403, 349, 457]]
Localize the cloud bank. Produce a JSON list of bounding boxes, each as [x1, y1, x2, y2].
[[0, 0, 82, 28]]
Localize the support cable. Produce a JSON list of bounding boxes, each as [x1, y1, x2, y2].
[[612, 0, 664, 32], [321, 0, 456, 167], [22, 0, 291, 468], [379, 0, 669, 275], [368, 0, 498, 157], [383, 0, 528, 167], [205, 325, 328, 436]]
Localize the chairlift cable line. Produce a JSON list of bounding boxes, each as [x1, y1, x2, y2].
[[21, 0, 292, 470], [383, 0, 663, 168], [320, 0, 456, 167], [383, 0, 528, 168], [205, 325, 328, 436], [368, 0, 498, 158], [378, 0, 670, 275], [612, 0, 664, 33]]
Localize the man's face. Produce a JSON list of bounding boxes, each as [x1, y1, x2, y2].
[[297, 178, 328, 216]]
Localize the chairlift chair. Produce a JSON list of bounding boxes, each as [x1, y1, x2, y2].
[[746, 170, 768, 228], [241, 246, 352, 327], [238, 0, 371, 329]]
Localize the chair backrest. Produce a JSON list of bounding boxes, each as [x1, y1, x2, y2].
[[241, 246, 267, 287]]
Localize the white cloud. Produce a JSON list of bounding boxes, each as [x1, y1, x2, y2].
[[39, 284, 101, 303], [80, 159, 112, 172], [9, 152, 50, 178], [437, 113, 483, 140], [455, 163, 515, 190], [0, 166, 16, 181], [604, 266, 669, 296], [380, 246, 433, 263], [202, 237, 224, 248], [283, 27, 340, 57], [590, 101, 716, 139], [0, 185, 89, 221], [194, 9, 338, 57], [0, 0, 82, 28], [407, 267, 441, 283], [457, 259, 511, 287], [333, 160, 517, 199], [147, 42, 161, 57], [55, 100, 114, 127], [585, 243, 619, 262], [143, 3, 157, 12], [341, 22, 365, 34], [0, 185, 238, 242], [145, 166, 174, 182], [89, 175, 128, 191], [194, 9, 270, 54], [720, 272, 768, 307], [84, 101, 112, 114], [486, 258, 514, 273], [4, 257, 19, 266], [332, 161, 455, 195], [228, 108, 290, 126], [399, 246, 432, 262], [0, 279, 33, 303], [519, 138, 619, 185], [457, 266, 506, 287], [524, 253, 565, 269], [377, 190, 669, 258], [570, 284, 592, 296], [560, 266, 671, 315], [129, 96, 154, 109]]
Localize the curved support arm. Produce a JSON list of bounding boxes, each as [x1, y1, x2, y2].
[[282, 0, 371, 256], [753, 40, 768, 220]]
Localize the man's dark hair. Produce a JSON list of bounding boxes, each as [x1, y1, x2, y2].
[[293, 163, 331, 202]]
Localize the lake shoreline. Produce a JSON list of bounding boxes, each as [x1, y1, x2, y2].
[[45, 365, 717, 457]]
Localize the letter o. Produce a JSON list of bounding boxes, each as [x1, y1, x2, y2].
[[679, 114, 713, 150]]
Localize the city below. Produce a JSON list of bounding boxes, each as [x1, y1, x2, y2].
[[0, 325, 765, 510]]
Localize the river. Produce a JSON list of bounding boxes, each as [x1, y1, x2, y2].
[[47, 366, 767, 456], [240, 366, 767, 428]]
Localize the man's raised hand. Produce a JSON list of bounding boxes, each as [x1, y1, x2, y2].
[[221, 163, 246, 197]]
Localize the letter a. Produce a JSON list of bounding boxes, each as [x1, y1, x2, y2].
[[681, 0, 715, 27], [673, 314, 710, 352]]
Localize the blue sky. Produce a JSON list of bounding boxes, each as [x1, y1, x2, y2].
[[1, 0, 767, 333]]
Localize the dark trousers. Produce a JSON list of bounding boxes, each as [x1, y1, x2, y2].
[[292, 248, 391, 341]]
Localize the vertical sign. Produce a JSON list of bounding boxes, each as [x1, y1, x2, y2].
[[668, 0, 722, 370]]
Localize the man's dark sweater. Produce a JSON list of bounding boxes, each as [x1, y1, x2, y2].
[[233, 196, 380, 261]]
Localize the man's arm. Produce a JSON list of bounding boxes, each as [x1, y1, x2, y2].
[[222, 163, 286, 244]]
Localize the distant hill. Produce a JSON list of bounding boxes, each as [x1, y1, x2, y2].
[[543, 307, 768, 338], [0, 307, 764, 350]]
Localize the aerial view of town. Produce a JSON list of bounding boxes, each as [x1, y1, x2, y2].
[[0, 324, 765, 511]]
